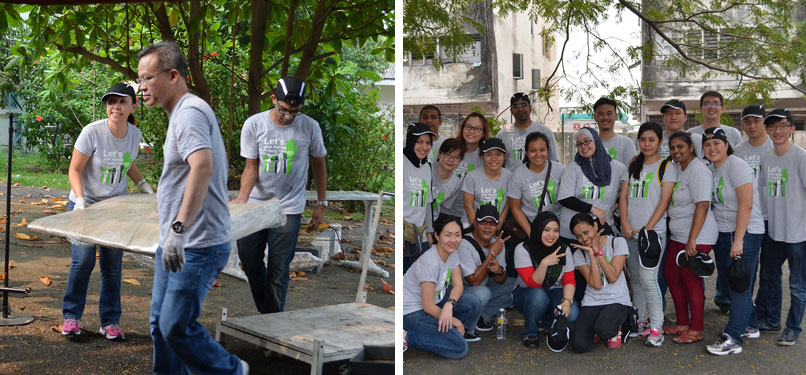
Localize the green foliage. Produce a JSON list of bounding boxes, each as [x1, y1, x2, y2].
[[471, 105, 504, 136]]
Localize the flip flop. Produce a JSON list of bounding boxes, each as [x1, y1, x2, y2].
[[673, 331, 702, 344], [663, 326, 687, 335]]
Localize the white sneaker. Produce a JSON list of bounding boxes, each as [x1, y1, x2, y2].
[[241, 360, 249, 375], [741, 327, 760, 339], [645, 329, 664, 347]]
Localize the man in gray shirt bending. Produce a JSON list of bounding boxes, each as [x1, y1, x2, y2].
[[137, 41, 246, 375], [234, 76, 328, 314]]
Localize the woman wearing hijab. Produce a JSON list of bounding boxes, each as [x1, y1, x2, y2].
[[403, 122, 436, 274], [557, 127, 628, 302], [61, 83, 153, 340], [512, 211, 578, 348], [703, 127, 765, 355]]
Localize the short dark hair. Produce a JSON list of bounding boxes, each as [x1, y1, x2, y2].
[[419, 105, 442, 120], [593, 97, 618, 112], [434, 215, 463, 238], [700, 91, 723, 107], [668, 130, 693, 148], [439, 138, 464, 157], [523, 131, 550, 165], [137, 41, 188, 79]]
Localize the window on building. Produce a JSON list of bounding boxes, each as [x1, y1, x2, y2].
[[443, 34, 482, 64], [513, 53, 523, 80], [532, 69, 541, 89]]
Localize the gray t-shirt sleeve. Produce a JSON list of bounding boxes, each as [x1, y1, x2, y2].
[[173, 107, 213, 161], [457, 240, 481, 278], [240, 120, 258, 159]]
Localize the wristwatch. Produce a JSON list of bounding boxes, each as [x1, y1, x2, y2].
[[594, 249, 604, 257], [447, 298, 457, 306], [171, 220, 187, 234], [316, 200, 328, 207]]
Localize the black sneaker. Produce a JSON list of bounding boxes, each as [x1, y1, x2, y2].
[[463, 332, 481, 342], [476, 318, 493, 332], [714, 299, 730, 315], [757, 321, 781, 332], [522, 335, 539, 348], [778, 329, 798, 346]]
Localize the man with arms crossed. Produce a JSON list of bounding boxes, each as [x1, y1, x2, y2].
[[138, 41, 247, 374], [498, 92, 559, 170], [234, 76, 328, 314]]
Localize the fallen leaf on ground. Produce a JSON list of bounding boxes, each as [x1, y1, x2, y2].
[[123, 279, 141, 286], [363, 283, 373, 291], [16, 217, 28, 227], [12, 182, 19, 186], [0, 219, 5, 224], [13, 208, 23, 213], [317, 223, 329, 230], [38, 241, 61, 245], [290, 276, 308, 281], [382, 279, 394, 295], [40, 276, 52, 286], [377, 235, 394, 245], [0, 273, 4, 280], [343, 215, 353, 221], [331, 253, 346, 261], [379, 217, 390, 225], [42, 209, 56, 214], [8, 260, 12, 268], [349, 248, 360, 254], [25, 193, 33, 198], [41, 198, 48, 204], [17, 200, 26, 204], [296, 271, 306, 277], [14, 233, 40, 241], [51, 325, 62, 333], [212, 279, 222, 287]]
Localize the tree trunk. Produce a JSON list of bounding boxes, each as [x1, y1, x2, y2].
[[294, 0, 331, 80], [187, 1, 212, 104], [248, 0, 269, 116]]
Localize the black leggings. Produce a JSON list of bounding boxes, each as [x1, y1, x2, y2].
[[572, 303, 630, 353]]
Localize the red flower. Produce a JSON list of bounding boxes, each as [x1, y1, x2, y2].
[[186, 76, 192, 81], [382, 135, 387, 140], [211, 52, 217, 58], [202, 56, 208, 60], [371, 172, 375, 176], [36, 115, 42, 122], [145, 146, 152, 152]]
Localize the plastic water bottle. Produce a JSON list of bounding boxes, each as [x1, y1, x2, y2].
[[496, 308, 507, 340]]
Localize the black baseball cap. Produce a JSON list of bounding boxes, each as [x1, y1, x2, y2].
[[274, 76, 306, 106], [638, 229, 662, 269], [407, 122, 436, 138], [475, 204, 499, 223], [741, 104, 765, 120], [764, 108, 793, 126], [660, 99, 686, 114], [480, 137, 506, 153], [102, 83, 137, 103], [728, 256, 750, 293], [675, 250, 715, 277], [546, 311, 570, 352], [511, 92, 531, 105]]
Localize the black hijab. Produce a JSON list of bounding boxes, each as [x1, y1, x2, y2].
[[404, 122, 434, 167], [573, 127, 612, 187], [526, 211, 564, 267]]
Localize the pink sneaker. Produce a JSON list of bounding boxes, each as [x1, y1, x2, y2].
[[99, 324, 126, 341], [62, 318, 80, 336], [608, 330, 622, 348]]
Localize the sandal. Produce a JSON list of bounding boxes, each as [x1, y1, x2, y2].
[[663, 326, 688, 335], [673, 331, 702, 344]]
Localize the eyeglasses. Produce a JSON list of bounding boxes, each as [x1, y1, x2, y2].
[[702, 101, 722, 108], [277, 107, 302, 117], [575, 139, 593, 148], [465, 125, 484, 133], [511, 102, 530, 109], [478, 219, 497, 226], [766, 123, 793, 131], [440, 152, 462, 161], [136, 70, 171, 85]]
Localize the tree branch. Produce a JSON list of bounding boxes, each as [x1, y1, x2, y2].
[[281, 0, 298, 77], [54, 42, 137, 79]]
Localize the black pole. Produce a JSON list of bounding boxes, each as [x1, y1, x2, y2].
[[3, 112, 13, 318]]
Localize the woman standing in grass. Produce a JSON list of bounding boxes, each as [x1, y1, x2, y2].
[[61, 83, 153, 340]]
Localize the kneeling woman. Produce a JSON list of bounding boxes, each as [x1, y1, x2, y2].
[[403, 216, 483, 359], [569, 213, 631, 353], [513, 211, 578, 348]]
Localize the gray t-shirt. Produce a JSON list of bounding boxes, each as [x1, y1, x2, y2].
[[453, 147, 482, 180], [507, 162, 565, 222], [600, 134, 636, 167], [240, 110, 327, 214], [427, 136, 445, 164], [461, 168, 512, 214], [710, 155, 764, 234], [667, 158, 719, 245], [758, 145, 806, 243], [660, 132, 703, 160], [157, 93, 231, 248], [557, 160, 628, 239], [572, 236, 631, 307], [457, 237, 507, 284], [497, 121, 560, 171], [734, 137, 773, 219], [688, 124, 743, 147], [69, 119, 141, 205], [625, 159, 678, 234], [404, 157, 432, 229], [402, 245, 461, 315], [513, 242, 575, 289], [431, 166, 462, 219]]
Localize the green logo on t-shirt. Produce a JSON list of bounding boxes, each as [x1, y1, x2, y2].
[[99, 151, 132, 185], [608, 147, 617, 160], [670, 181, 680, 206], [629, 172, 655, 198], [767, 168, 789, 197], [263, 139, 297, 174], [409, 179, 430, 208], [582, 184, 605, 200], [712, 176, 725, 204], [433, 191, 446, 209]]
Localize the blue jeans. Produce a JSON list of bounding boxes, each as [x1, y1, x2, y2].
[[463, 277, 516, 322], [403, 288, 482, 359], [625, 235, 666, 330], [150, 243, 243, 375], [756, 238, 806, 335], [237, 214, 302, 314], [714, 231, 762, 344], [513, 286, 579, 338], [62, 200, 123, 326]]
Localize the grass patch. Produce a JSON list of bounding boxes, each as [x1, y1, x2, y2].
[[0, 148, 71, 190]]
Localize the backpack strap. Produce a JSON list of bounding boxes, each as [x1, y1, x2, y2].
[[463, 234, 487, 265], [657, 156, 672, 185]]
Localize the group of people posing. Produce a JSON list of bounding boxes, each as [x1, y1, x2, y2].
[[403, 90, 806, 359], [59, 41, 327, 375]]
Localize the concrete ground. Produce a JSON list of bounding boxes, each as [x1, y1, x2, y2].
[[404, 260, 806, 374], [0, 186, 395, 375]]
